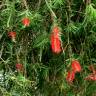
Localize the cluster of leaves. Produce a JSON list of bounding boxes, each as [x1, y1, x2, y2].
[[0, 0, 96, 96]]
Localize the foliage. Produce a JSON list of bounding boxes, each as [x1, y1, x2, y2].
[[0, 0, 96, 96]]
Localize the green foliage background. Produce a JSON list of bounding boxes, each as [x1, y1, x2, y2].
[[0, 0, 96, 96]]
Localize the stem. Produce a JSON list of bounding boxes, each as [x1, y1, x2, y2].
[[76, 3, 83, 22], [67, 0, 72, 59], [37, 0, 42, 10], [45, 0, 57, 19], [67, 0, 72, 23], [85, 0, 91, 5], [22, 0, 29, 10]]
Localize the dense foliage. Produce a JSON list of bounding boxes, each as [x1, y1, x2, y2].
[[0, 0, 96, 96]]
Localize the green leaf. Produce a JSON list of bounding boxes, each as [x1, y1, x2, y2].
[[33, 33, 49, 48], [85, 4, 96, 22]]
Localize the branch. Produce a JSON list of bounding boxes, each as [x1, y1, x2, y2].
[[22, 0, 29, 10], [85, 0, 91, 5], [45, 0, 57, 19]]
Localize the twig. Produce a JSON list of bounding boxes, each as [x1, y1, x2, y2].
[[86, 0, 91, 5], [0, 43, 4, 58], [37, 0, 42, 10], [22, 0, 29, 10], [45, 0, 57, 19], [76, 4, 83, 22]]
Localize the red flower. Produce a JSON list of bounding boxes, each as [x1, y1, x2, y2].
[[16, 63, 23, 71], [52, 26, 61, 39], [50, 25, 62, 54], [85, 65, 96, 81], [8, 32, 16, 42], [50, 33, 61, 54], [52, 26, 59, 34], [8, 32, 16, 38], [66, 71, 75, 83], [71, 60, 81, 73], [85, 73, 96, 81], [22, 17, 30, 26]]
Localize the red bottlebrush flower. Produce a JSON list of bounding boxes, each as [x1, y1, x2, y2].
[[71, 60, 81, 73], [66, 71, 75, 83], [85, 74, 96, 81], [16, 63, 23, 71], [8, 32, 16, 42], [50, 33, 61, 54], [52, 26, 59, 34], [22, 17, 30, 26], [8, 31, 16, 38], [85, 65, 96, 81], [52, 26, 60, 38]]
